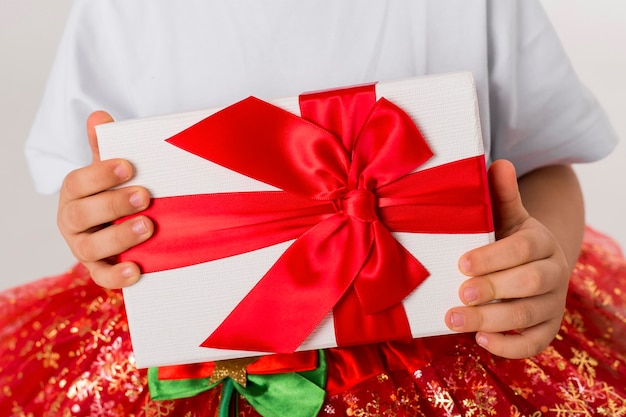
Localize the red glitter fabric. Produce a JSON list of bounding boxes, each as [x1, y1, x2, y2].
[[1, 226, 625, 416]]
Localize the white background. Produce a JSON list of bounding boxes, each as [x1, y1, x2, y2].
[[0, 0, 624, 290]]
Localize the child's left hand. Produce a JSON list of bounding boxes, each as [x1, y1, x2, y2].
[[445, 160, 582, 359]]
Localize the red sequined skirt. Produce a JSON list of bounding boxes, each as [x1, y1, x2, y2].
[[1, 227, 625, 416]]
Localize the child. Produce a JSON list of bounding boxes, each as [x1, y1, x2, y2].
[[3, 0, 625, 415]]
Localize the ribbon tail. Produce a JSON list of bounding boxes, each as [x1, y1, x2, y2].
[[331, 223, 427, 346], [240, 367, 327, 417], [378, 156, 494, 234], [353, 221, 429, 314], [333, 285, 413, 347], [380, 340, 432, 374], [119, 191, 332, 273], [324, 344, 388, 395], [218, 378, 236, 417], [202, 215, 372, 353]]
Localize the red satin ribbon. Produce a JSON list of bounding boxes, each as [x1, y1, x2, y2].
[[324, 341, 433, 395], [158, 351, 319, 381], [120, 84, 493, 353]]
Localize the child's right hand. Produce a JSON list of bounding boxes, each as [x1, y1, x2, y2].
[[57, 111, 154, 288]]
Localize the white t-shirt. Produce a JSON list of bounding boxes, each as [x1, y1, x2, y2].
[[26, 0, 618, 194]]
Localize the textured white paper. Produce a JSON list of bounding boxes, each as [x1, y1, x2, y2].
[[97, 72, 494, 368]]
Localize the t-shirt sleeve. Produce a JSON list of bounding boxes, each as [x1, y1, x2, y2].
[[24, 0, 137, 194], [486, 0, 618, 177], [27, 0, 619, 195]]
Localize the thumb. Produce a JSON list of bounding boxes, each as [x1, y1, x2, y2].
[[86, 111, 114, 163], [488, 159, 530, 239]]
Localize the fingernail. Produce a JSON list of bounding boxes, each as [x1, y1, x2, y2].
[[129, 191, 145, 208], [121, 266, 135, 279], [476, 333, 488, 348], [114, 163, 130, 180], [132, 219, 148, 235], [450, 312, 465, 329], [459, 257, 471, 274], [463, 287, 479, 304]]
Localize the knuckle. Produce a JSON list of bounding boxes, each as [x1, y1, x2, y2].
[[63, 202, 87, 232], [524, 268, 544, 295], [470, 309, 484, 331], [61, 169, 82, 199], [91, 263, 127, 290], [110, 188, 142, 220], [112, 224, 131, 249], [56, 207, 69, 235], [107, 192, 125, 220], [510, 302, 534, 329], [499, 336, 544, 360], [72, 234, 98, 261], [539, 226, 555, 245], [521, 340, 541, 358], [512, 237, 534, 263], [485, 277, 498, 300], [89, 265, 109, 289], [525, 334, 550, 358]]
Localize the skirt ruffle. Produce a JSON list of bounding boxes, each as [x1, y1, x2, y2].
[[1, 226, 625, 416]]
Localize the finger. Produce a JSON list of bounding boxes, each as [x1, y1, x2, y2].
[[459, 220, 554, 277], [446, 292, 563, 335], [458, 258, 564, 305], [59, 186, 150, 234], [87, 111, 114, 163], [87, 260, 142, 289], [474, 318, 562, 359], [488, 159, 530, 239], [70, 215, 153, 263], [59, 159, 134, 204]]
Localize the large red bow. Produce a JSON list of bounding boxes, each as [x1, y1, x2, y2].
[[120, 84, 493, 353]]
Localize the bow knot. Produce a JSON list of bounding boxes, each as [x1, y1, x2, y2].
[[338, 189, 378, 222]]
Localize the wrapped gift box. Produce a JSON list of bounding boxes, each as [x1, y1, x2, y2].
[[97, 72, 494, 368]]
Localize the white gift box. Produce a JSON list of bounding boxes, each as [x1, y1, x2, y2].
[[97, 72, 494, 369]]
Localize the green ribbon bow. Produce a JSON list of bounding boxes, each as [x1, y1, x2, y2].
[[148, 351, 327, 417]]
